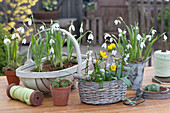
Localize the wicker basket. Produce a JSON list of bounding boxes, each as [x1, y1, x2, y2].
[[16, 28, 91, 92], [78, 80, 127, 105]]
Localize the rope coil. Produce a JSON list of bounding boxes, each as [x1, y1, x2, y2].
[[7, 84, 44, 106]]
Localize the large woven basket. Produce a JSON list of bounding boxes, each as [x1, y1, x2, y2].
[[78, 80, 127, 105], [16, 28, 91, 92]]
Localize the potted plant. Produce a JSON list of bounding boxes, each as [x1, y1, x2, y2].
[[103, 17, 166, 90], [2, 26, 26, 85], [33, 0, 62, 20], [50, 78, 72, 106], [16, 16, 92, 92], [75, 36, 135, 105]]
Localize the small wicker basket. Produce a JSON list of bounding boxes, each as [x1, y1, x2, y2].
[[78, 80, 127, 105]]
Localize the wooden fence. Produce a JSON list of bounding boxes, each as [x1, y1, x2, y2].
[[128, 0, 170, 66]]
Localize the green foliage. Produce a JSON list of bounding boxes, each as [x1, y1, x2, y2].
[[158, 7, 170, 34], [144, 83, 160, 92], [51, 78, 72, 88], [42, 0, 58, 11], [0, 24, 11, 74]]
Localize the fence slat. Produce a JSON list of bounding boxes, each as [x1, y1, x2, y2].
[[134, 0, 138, 23], [161, 0, 165, 34], [140, 0, 145, 33], [147, 0, 151, 66], [128, 0, 133, 25], [154, 0, 158, 33], [98, 18, 103, 45], [168, 1, 170, 39], [91, 19, 97, 45]]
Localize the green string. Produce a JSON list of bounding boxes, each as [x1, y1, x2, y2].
[[10, 86, 34, 105]]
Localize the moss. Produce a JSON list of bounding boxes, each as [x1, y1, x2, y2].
[[0, 24, 11, 75]]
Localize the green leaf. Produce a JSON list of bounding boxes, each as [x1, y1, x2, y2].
[[119, 77, 132, 88]]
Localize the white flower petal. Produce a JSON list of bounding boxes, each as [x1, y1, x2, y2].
[[164, 35, 167, 41], [106, 63, 110, 68], [28, 19, 32, 26], [140, 42, 145, 48], [17, 27, 25, 33], [12, 33, 20, 39], [40, 25, 45, 31], [4, 38, 11, 44], [123, 31, 127, 34], [126, 44, 132, 49], [50, 39, 55, 44], [104, 33, 111, 39], [137, 34, 142, 40], [22, 39, 26, 44], [118, 33, 122, 37], [111, 50, 117, 56], [114, 20, 121, 25], [100, 69, 105, 73], [50, 47, 54, 54], [88, 33, 94, 40], [152, 29, 157, 35], [110, 38, 113, 43], [118, 28, 122, 33], [146, 35, 152, 41], [101, 43, 107, 49]]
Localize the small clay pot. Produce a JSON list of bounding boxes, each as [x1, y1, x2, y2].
[[5, 70, 20, 85], [50, 85, 71, 106]]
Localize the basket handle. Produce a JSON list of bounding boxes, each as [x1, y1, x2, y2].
[[26, 28, 82, 74]]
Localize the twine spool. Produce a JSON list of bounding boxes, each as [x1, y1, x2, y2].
[[6, 84, 44, 106], [154, 50, 170, 77]]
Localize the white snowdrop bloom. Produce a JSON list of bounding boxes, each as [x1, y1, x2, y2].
[[3, 38, 11, 44], [118, 33, 122, 37], [69, 24, 75, 31], [134, 26, 139, 30], [104, 33, 111, 39], [110, 38, 113, 43], [63, 32, 66, 36], [123, 31, 127, 34], [86, 50, 93, 56], [140, 42, 145, 48], [114, 19, 121, 25], [88, 33, 94, 40], [146, 35, 152, 41], [50, 39, 55, 44], [39, 25, 45, 31], [118, 28, 122, 33], [17, 27, 25, 33], [93, 59, 97, 63], [52, 23, 60, 30], [137, 34, 142, 40], [50, 47, 54, 54], [12, 33, 20, 39], [126, 44, 132, 49], [124, 53, 130, 63], [28, 19, 32, 26], [100, 69, 105, 73], [152, 29, 157, 35], [22, 39, 26, 44], [111, 50, 117, 56], [164, 35, 167, 41], [79, 23, 83, 33], [101, 43, 107, 49], [125, 49, 127, 52]]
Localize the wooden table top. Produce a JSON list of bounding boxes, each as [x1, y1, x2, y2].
[[1, 67, 170, 113]]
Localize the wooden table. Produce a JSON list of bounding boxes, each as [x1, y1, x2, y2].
[[1, 67, 170, 113]]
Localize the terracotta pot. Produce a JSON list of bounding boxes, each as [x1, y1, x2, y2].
[[5, 70, 20, 85], [50, 85, 71, 106]]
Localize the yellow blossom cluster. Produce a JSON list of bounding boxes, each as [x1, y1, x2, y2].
[[0, 0, 38, 31]]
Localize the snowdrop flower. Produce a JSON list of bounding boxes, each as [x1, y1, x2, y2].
[[50, 39, 55, 44], [17, 27, 25, 33], [137, 34, 142, 40], [104, 33, 111, 39], [126, 44, 132, 49], [111, 50, 117, 56], [50, 47, 54, 54], [114, 19, 121, 25], [100, 69, 105, 73], [101, 43, 107, 49], [86, 50, 93, 56], [123, 31, 127, 34], [88, 33, 94, 40], [79, 23, 83, 33], [152, 29, 157, 35], [134, 26, 139, 30], [110, 38, 113, 43], [124, 53, 130, 63], [52, 23, 59, 30], [118, 28, 122, 33], [12, 33, 20, 39], [39, 25, 45, 31], [146, 35, 152, 41], [164, 35, 167, 41], [22, 39, 26, 44], [118, 33, 122, 37], [93, 59, 96, 63], [3, 38, 11, 44], [140, 42, 145, 48], [28, 19, 32, 26], [69, 24, 75, 31]]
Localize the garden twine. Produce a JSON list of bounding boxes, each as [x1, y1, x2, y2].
[[154, 50, 170, 77]]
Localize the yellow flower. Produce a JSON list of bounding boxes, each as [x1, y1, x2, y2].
[[96, 60, 99, 63], [100, 51, 106, 57], [8, 22, 15, 28], [110, 43, 116, 48], [0, 11, 3, 15], [110, 64, 117, 71], [10, 18, 14, 21], [20, 15, 26, 19], [7, 10, 11, 14], [0, 0, 2, 2], [103, 55, 108, 59], [23, 18, 29, 22], [25, 9, 32, 15], [108, 45, 113, 50], [6, 0, 10, 3]]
